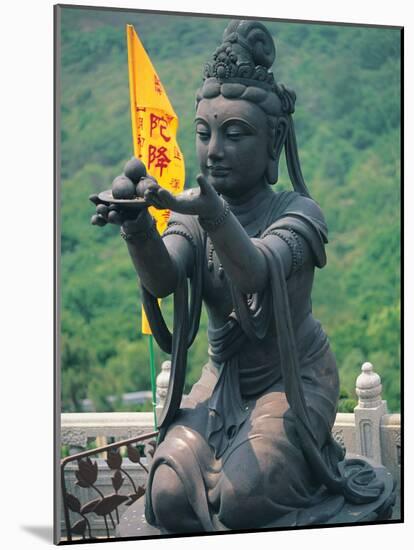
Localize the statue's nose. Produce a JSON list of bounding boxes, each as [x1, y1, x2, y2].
[[207, 134, 224, 161]]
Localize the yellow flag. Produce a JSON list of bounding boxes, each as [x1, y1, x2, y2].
[[126, 24, 185, 334]]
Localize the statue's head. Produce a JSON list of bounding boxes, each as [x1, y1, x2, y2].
[[195, 20, 310, 198]]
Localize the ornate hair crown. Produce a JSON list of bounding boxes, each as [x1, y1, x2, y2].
[[203, 20, 277, 92]]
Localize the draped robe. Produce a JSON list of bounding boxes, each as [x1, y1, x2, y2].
[[141, 190, 384, 532]]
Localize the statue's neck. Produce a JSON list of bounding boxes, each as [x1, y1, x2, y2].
[[223, 184, 276, 233], [224, 184, 273, 213]]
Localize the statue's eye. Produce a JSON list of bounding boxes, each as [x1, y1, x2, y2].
[[196, 126, 210, 142], [226, 123, 251, 140], [226, 130, 242, 141]]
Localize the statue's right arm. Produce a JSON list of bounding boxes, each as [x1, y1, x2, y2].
[[122, 209, 194, 298]]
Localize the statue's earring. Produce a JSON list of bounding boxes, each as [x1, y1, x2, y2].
[[266, 158, 278, 184], [266, 117, 288, 184]]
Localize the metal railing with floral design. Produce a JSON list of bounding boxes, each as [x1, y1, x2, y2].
[[60, 430, 158, 542]]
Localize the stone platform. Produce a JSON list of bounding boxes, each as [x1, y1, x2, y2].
[[116, 499, 162, 538]]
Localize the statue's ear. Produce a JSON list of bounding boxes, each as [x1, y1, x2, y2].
[[266, 116, 289, 184]]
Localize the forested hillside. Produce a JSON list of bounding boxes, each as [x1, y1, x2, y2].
[[59, 8, 401, 413]]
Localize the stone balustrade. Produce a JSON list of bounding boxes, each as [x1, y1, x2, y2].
[[61, 411, 154, 451], [62, 361, 400, 475]]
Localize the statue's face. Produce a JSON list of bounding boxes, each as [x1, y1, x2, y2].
[[195, 95, 269, 199]]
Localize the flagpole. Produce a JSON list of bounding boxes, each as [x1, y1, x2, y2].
[[148, 335, 158, 430]]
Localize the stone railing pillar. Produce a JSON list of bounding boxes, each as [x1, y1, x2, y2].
[[354, 362, 387, 464], [156, 360, 171, 421]]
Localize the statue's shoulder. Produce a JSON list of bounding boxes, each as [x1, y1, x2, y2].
[[272, 191, 326, 223], [265, 191, 329, 265]]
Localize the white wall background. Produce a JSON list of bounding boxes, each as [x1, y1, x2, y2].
[[1, 0, 411, 548]]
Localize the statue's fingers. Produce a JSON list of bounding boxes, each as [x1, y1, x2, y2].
[[143, 188, 165, 209], [91, 214, 107, 226], [196, 174, 213, 195], [96, 214, 107, 226], [107, 209, 123, 225], [107, 203, 131, 221], [157, 187, 176, 208], [136, 177, 159, 198], [96, 204, 109, 219], [157, 189, 198, 215], [108, 203, 126, 215], [143, 188, 154, 200], [175, 188, 201, 206]]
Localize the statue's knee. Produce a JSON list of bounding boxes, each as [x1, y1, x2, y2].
[[151, 464, 199, 531], [218, 439, 285, 528], [218, 477, 268, 529], [217, 468, 261, 528], [151, 464, 183, 517]]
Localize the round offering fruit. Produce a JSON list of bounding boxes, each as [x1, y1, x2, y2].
[[112, 175, 136, 199], [123, 157, 147, 183]]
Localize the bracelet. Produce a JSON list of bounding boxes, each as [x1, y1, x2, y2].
[[120, 217, 157, 242], [199, 201, 230, 232]]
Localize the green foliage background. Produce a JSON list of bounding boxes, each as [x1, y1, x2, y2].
[[59, 8, 401, 413]]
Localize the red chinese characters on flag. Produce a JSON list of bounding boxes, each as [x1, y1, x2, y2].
[[148, 145, 171, 177], [137, 136, 145, 151], [154, 74, 162, 95], [139, 107, 184, 233], [150, 113, 171, 142], [169, 178, 181, 192], [173, 146, 182, 161], [142, 109, 183, 195]]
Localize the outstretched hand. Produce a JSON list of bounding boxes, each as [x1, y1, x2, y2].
[[143, 174, 223, 218], [89, 194, 143, 227], [89, 172, 159, 228], [90, 167, 223, 229]]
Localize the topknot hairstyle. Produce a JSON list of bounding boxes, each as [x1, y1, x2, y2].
[[198, 20, 296, 116]]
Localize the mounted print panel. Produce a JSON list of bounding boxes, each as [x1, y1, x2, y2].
[[54, 4, 402, 545]]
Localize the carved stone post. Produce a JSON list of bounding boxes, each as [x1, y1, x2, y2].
[[354, 362, 387, 464], [156, 360, 171, 421]]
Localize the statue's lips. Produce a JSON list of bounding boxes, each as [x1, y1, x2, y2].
[[208, 167, 231, 177]]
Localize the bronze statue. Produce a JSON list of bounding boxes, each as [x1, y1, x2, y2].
[[90, 20, 394, 534]]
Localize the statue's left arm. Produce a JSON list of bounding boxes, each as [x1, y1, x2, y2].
[[201, 197, 325, 293], [199, 202, 292, 293], [143, 175, 326, 293]]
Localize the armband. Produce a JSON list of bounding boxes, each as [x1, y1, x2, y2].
[[264, 228, 304, 273], [163, 222, 196, 249]]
